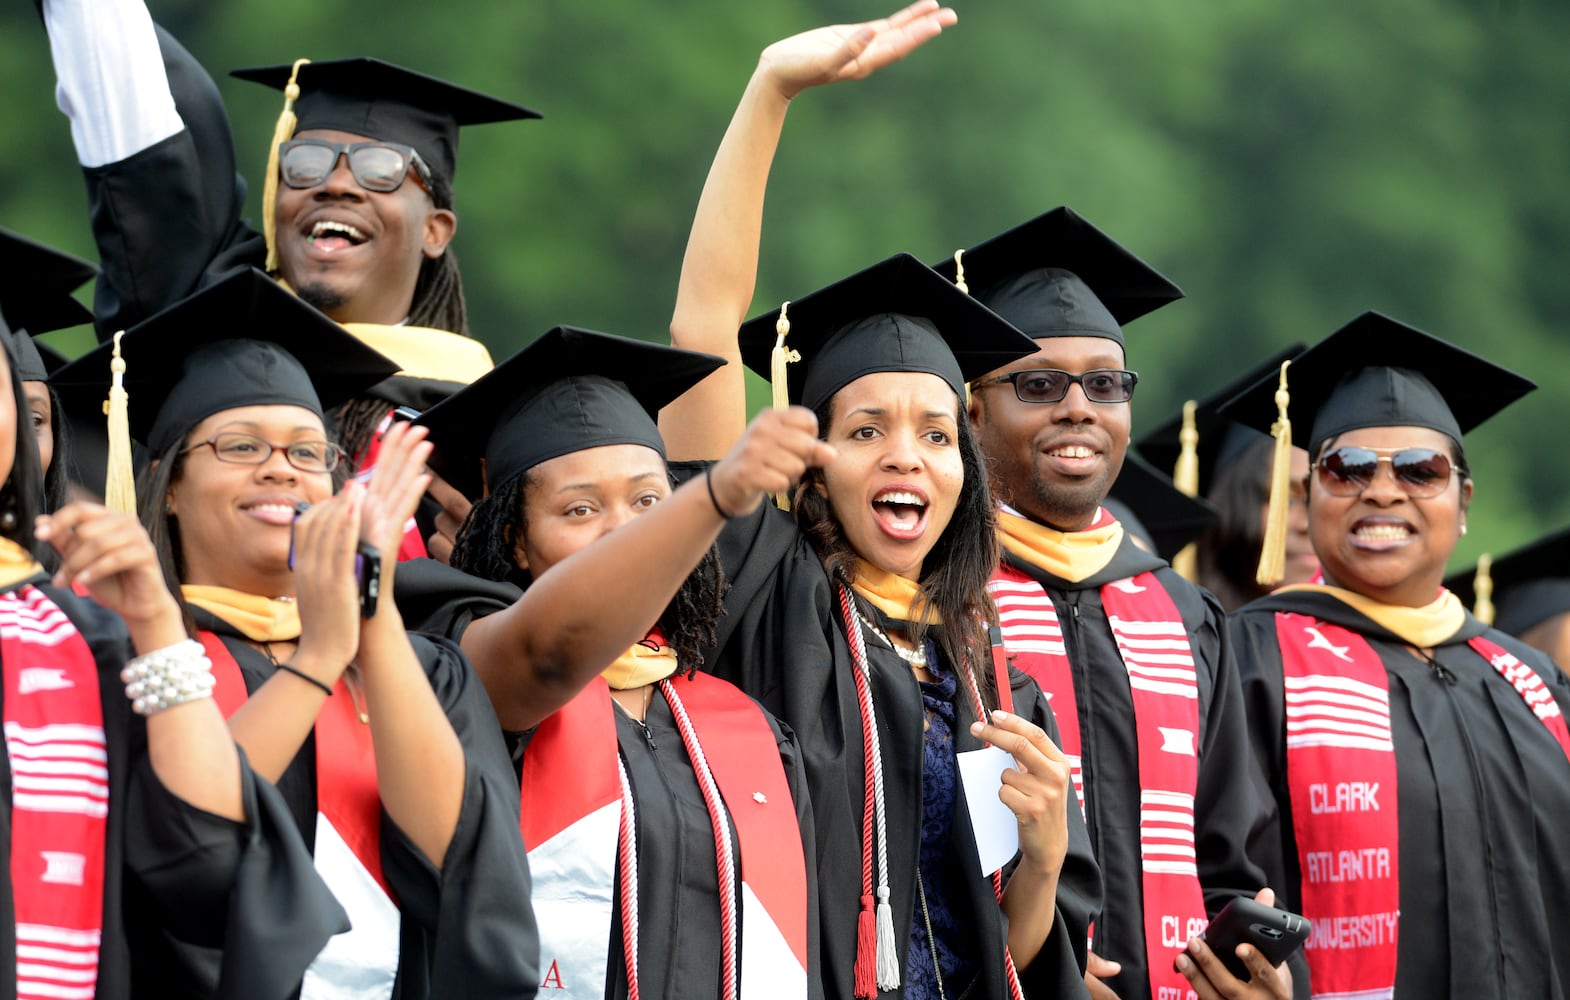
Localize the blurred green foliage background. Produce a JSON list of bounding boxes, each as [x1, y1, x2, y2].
[[3, 0, 1568, 571]]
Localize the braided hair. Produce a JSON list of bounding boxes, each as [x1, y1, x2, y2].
[[406, 170, 468, 336], [451, 468, 728, 672]]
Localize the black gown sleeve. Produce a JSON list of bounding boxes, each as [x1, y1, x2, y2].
[[81, 22, 262, 337], [1183, 584, 1274, 921], [1009, 669, 1101, 997], [125, 747, 350, 1000], [376, 633, 539, 999]]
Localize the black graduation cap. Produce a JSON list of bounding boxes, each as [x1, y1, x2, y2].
[[0, 229, 97, 382], [1447, 526, 1570, 637], [930, 206, 1183, 347], [231, 58, 540, 182], [417, 326, 725, 501], [1135, 344, 1306, 499], [1217, 311, 1536, 457], [50, 268, 399, 454], [1107, 451, 1220, 561], [738, 253, 1037, 414]]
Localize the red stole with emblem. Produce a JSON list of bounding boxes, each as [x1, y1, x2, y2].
[[1, 585, 108, 1000], [202, 632, 391, 897], [988, 512, 1205, 1000], [353, 410, 429, 563], [1277, 614, 1570, 1000], [520, 672, 808, 999]]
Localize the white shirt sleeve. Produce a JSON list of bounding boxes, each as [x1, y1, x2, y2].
[[44, 0, 185, 167]]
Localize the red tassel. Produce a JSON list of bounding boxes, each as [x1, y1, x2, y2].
[[854, 893, 877, 998]]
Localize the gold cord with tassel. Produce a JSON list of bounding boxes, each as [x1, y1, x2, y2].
[[1472, 553, 1495, 625], [769, 302, 799, 510], [1170, 399, 1201, 581], [104, 331, 136, 516], [1255, 360, 1293, 588], [262, 58, 311, 273]]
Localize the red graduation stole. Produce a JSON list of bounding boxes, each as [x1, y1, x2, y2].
[[201, 632, 391, 897], [1, 586, 108, 1000], [988, 548, 1205, 999], [520, 672, 808, 999], [1277, 614, 1570, 1000]]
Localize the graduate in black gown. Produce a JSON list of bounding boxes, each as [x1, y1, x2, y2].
[[0, 228, 99, 511], [930, 209, 1290, 1000], [39, 0, 534, 554], [1220, 313, 1570, 999], [51, 270, 537, 999], [408, 327, 834, 1000], [0, 304, 343, 997]]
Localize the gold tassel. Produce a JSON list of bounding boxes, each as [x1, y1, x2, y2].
[[104, 331, 136, 516], [952, 249, 969, 295], [1472, 553, 1495, 625], [770, 302, 800, 510], [1168, 400, 1202, 581], [1255, 360, 1293, 588], [1174, 400, 1200, 497], [262, 58, 311, 273]]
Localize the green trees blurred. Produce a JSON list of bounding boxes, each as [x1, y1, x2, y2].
[[3, 0, 1568, 569]]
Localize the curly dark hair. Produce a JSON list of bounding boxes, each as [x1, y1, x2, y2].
[[794, 391, 1003, 712], [451, 467, 729, 673], [1, 346, 44, 559]]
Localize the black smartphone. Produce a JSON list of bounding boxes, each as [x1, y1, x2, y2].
[[1200, 897, 1309, 981], [288, 503, 382, 618]]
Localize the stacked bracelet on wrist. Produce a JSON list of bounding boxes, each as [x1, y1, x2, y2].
[[121, 639, 215, 717]]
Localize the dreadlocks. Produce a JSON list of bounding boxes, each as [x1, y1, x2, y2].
[[406, 169, 468, 336]]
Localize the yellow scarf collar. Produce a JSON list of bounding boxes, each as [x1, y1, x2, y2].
[[850, 562, 942, 625], [1277, 583, 1466, 649], [602, 633, 679, 691], [182, 586, 302, 642], [339, 323, 495, 385], [0, 539, 44, 591], [996, 508, 1125, 585]]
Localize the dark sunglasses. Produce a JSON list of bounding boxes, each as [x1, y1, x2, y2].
[[971, 368, 1139, 404], [1316, 446, 1454, 498], [278, 139, 433, 195]]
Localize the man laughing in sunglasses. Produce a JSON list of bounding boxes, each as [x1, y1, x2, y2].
[[935, 207, 1297, 1000]]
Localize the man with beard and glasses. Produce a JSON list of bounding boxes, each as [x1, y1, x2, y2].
[[935, 207, 1294, 1000], [39, 0, 535, 557]]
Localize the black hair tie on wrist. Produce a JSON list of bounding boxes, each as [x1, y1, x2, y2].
[[276, 661, 335, 697], [705, 469, 735, 520]]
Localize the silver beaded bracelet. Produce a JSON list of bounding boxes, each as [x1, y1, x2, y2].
[[121, 639, 216, 717]]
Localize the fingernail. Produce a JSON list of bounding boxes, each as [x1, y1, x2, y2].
[[1174, 954, 1190, 972], [970, 721, 984, 734], [992, 709, 1011, 720]]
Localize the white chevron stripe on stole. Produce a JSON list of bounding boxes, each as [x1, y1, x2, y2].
[[303, 813, 400, 1000], [528, 800, 621, 997]]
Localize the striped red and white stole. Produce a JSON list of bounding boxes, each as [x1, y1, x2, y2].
[[1280, 614, 1570, 1000], [989, 566, 1206, 999], [2, 586, 108, 1000], [520, 672, 808, 999]]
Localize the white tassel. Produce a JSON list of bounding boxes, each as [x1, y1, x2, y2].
[[875, 884, 900, 990]]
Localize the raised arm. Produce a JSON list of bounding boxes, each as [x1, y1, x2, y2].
[[660, 0, 957, 460], [463, 407, 834, 731], [42, 0, 253, 332]]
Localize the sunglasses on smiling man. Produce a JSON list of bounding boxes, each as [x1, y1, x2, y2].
[[969, 368, 1139, 404], [278, 139, 434, 195], [1315, 446, 1457, 498]]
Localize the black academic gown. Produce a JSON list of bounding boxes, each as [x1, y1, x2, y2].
[[696, 492, 1101, 1000], [396, 558, 822, 1000], [0, 578, 343, 1000], [997, 530, 1277, 1000], [191, 607, 538, 1000], [1231, 591, 1570, 999]]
